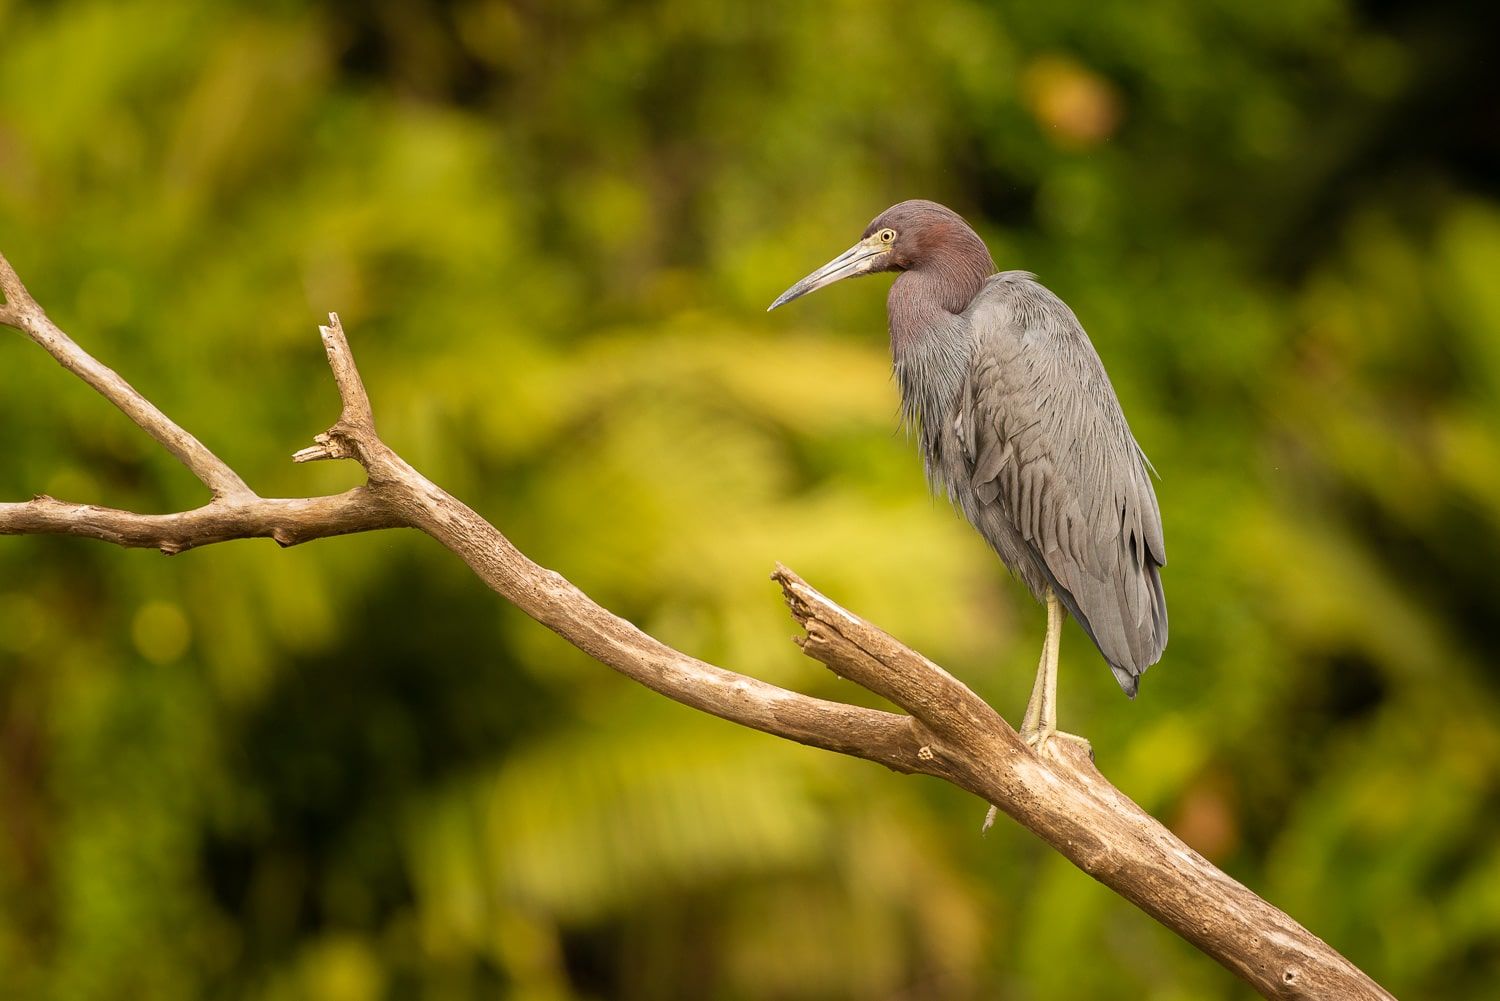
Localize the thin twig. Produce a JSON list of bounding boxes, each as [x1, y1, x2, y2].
[[320, 312, 375, 430], [0, 251, 251, 499], [0, 251, 34, 309], [292, 313, 377, 465]]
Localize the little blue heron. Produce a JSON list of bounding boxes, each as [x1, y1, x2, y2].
[[769, 200, 1166, 766]]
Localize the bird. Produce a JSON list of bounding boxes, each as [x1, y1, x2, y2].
[[768, 199, 1166, 777]]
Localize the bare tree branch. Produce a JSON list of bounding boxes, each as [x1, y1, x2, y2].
[[292, 313, 376, 465], [0, 252, 1397, 1001], [0, 251, 35, 311], [0, 489, 402, 553], [777, 569, 1395, 998], [0, 252, 250, 498]]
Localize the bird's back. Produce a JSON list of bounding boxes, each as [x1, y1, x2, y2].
[[937, 272, 1167, 696]]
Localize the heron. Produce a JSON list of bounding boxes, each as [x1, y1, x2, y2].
[[768, 200, 1166, 778]]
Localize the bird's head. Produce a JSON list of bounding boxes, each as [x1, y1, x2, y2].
[[768, 199, 991, 311]]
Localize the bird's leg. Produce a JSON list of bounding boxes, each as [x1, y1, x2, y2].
[[1019, 589, 1062, 737], [984, 590, 1092, 833], [1019, 589, 1092, 759]]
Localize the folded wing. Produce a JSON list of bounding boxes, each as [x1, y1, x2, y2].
[[960, 273, 1167, 695]]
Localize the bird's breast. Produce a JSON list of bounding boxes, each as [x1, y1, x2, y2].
[[889, 315, 974, 495]]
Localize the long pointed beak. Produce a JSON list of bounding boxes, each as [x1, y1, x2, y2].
[[767, 238, 889, 311]]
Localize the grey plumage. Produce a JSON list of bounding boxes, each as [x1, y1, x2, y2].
[[921, 272, 1167, 696], [770, 199, 1167, 698]]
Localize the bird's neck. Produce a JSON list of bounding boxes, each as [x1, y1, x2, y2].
[[886, 240, 995, 351], [886, 241, 994, 485]]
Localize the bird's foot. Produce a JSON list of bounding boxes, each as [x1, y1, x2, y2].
[[1021, 726, 1094, 763]]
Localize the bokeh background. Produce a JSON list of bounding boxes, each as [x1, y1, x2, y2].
[[2, 0, 1499, 998]]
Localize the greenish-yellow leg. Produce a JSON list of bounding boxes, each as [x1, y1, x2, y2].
[[1019, 588, 1063, 737], [982, 588, 1093, 834]]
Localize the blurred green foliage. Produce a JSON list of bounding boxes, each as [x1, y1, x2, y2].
[[2, 0, 1499, 998]]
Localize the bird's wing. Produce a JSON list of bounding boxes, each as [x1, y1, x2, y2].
[[961, 273, 1167, 693]]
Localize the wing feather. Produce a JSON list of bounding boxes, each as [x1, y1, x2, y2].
[[959, 273, 1167, 694]]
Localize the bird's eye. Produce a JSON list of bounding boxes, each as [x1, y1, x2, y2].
[[879, 229, 897, 244]]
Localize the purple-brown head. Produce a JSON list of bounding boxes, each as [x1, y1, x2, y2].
[[768, 199, 994, 312]]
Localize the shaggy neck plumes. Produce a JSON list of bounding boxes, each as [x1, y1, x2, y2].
[[886, 227, 994, 491]]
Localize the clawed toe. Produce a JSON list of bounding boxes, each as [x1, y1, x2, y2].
[[1021, 727, 1094, 761]]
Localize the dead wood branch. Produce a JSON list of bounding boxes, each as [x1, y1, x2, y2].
[[0, 252, 1395, 1001]]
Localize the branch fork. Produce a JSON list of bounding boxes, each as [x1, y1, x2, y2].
[[292, 313, 378, 466], [0, 251, 1394, 1001]]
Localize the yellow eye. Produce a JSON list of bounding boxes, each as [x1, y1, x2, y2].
[[879, 229, 897, 244]]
